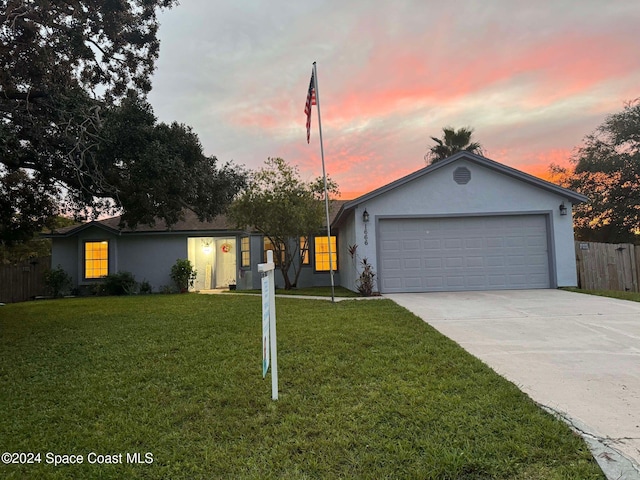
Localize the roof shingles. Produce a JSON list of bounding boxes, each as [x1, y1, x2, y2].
[[52, 201, 349, 237]]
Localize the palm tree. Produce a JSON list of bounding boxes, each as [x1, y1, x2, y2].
[[426, 126, 484, 164]]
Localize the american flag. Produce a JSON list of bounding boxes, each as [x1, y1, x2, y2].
[[304, 70, 316, 143]]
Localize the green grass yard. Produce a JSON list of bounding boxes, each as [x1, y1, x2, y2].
[[0, 295, 603, 479], [563, 287, 640, 303], [223, 285, 360, 297]]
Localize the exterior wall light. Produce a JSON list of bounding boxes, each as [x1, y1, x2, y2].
[[559, 202, 568, 216], [362, 209, 370, 245]]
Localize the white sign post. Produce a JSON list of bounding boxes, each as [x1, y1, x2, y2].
[[258, 250, 278, 400], [261, 274, 270, 378]]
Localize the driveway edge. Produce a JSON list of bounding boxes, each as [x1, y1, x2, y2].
[[539, 404, 640, 480]]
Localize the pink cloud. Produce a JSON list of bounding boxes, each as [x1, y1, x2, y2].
[[320, 27, 639, 125], [207, 8, 639, 200]]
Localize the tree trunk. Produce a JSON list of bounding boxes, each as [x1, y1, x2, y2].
[[280, 264, 293, 290]]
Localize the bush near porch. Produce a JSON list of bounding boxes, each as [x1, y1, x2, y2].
[[0, 295, 603, 479]]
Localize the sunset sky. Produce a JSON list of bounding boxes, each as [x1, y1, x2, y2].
[[148, 0, 640, 199]]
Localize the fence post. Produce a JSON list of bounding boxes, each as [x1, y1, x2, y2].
[[629, 244, 639, 292]]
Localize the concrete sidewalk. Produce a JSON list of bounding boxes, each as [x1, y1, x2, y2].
[[199, 289, 385, 302], [387, 289, 640, 480]]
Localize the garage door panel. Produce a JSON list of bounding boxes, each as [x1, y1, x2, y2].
[[467, 275, 486, 287], [507, 274, 528, 286], [382, 238, 402, 250], [445, 256, 464, 268], [488, 275, 507, 286], [507, 255, 525, 266], [527, 260, 548, 270], [403, 258, 421, 269], [505, 237, 525, 247], [425, 277, 443, 288], [382, 277, 402, 290], [465, 237, 484, 249], [400, 222, 419, 233], [466, 256, 484, 268], [444, 238, 463, 249], [529, 273, 549, 284], [424, 258, 442, 269], [486, 237, 504, 248], [379, 221, 400, 234], [379, 215, 550, 293], [486, 256, 505, 267], [423, 239, 441, 250], [527, 236, 546, 247], [382, 258, 401, 270], [403, 239, 420, 251], [446, 276, 465, 287]]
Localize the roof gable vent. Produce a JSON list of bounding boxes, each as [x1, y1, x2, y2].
[[453, 166, 471, 185]]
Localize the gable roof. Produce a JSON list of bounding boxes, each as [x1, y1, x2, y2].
[[50, 201, 349, 237], [332, 152, 589, 226]]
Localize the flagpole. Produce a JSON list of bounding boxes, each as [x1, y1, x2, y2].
[[312, 62, 336, 303]]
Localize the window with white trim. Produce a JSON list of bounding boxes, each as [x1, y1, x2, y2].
[[84, 241, 109, 279], [314, 236, 337, 272]]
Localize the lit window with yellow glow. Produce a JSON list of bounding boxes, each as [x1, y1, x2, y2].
[[300, 236, 310, 265], [314, 236, 337, 272], [241, 237, 250, 268], [263, 238, 285, 265], [85, 241, 109, 279]]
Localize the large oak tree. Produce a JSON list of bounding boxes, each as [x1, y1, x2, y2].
[[1, 0, 245, 243]]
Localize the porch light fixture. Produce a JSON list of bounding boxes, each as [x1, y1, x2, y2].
[[362, 209, 370, 245], [559, 202, 568, 216]]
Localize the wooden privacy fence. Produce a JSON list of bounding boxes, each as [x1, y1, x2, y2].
[[575, 241, 640, 292], [0, 256, 51, 303]]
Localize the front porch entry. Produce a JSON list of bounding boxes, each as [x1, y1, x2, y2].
[[187, 237, 237, 291]]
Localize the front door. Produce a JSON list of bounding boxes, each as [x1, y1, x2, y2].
[[187, 237, 237, 291]]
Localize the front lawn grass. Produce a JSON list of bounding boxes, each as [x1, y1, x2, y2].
[[563, 287, 640, 303], [226, 285, 360, 297], [0, 295, 603, 479]]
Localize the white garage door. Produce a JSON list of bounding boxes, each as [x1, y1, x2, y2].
[[379, 215, 550, 293]]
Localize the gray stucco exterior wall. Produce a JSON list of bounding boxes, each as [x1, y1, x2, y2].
[[338, 156, 582, 292], [50, 153, 583, 296], [337, 211, 358, 292], [50, 237, 79, 287], [51, 227, 189, 293], [118, 235, 187, 291]]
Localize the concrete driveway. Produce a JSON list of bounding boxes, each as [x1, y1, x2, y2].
[[387, 289, 640, 479]]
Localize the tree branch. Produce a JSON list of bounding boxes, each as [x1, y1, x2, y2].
[[0, 90, 49, 101]]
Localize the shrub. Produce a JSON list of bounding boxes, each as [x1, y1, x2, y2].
[[43, 265, 72, 298], [102, 271, 138, 296], [139, 279, 152, 294], [170, 259, 197, 292], [90, 283, 107, 296], [356, 257, 376, 297]]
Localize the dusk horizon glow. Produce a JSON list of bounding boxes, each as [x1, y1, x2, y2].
[[148, 1, 640, 200]]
